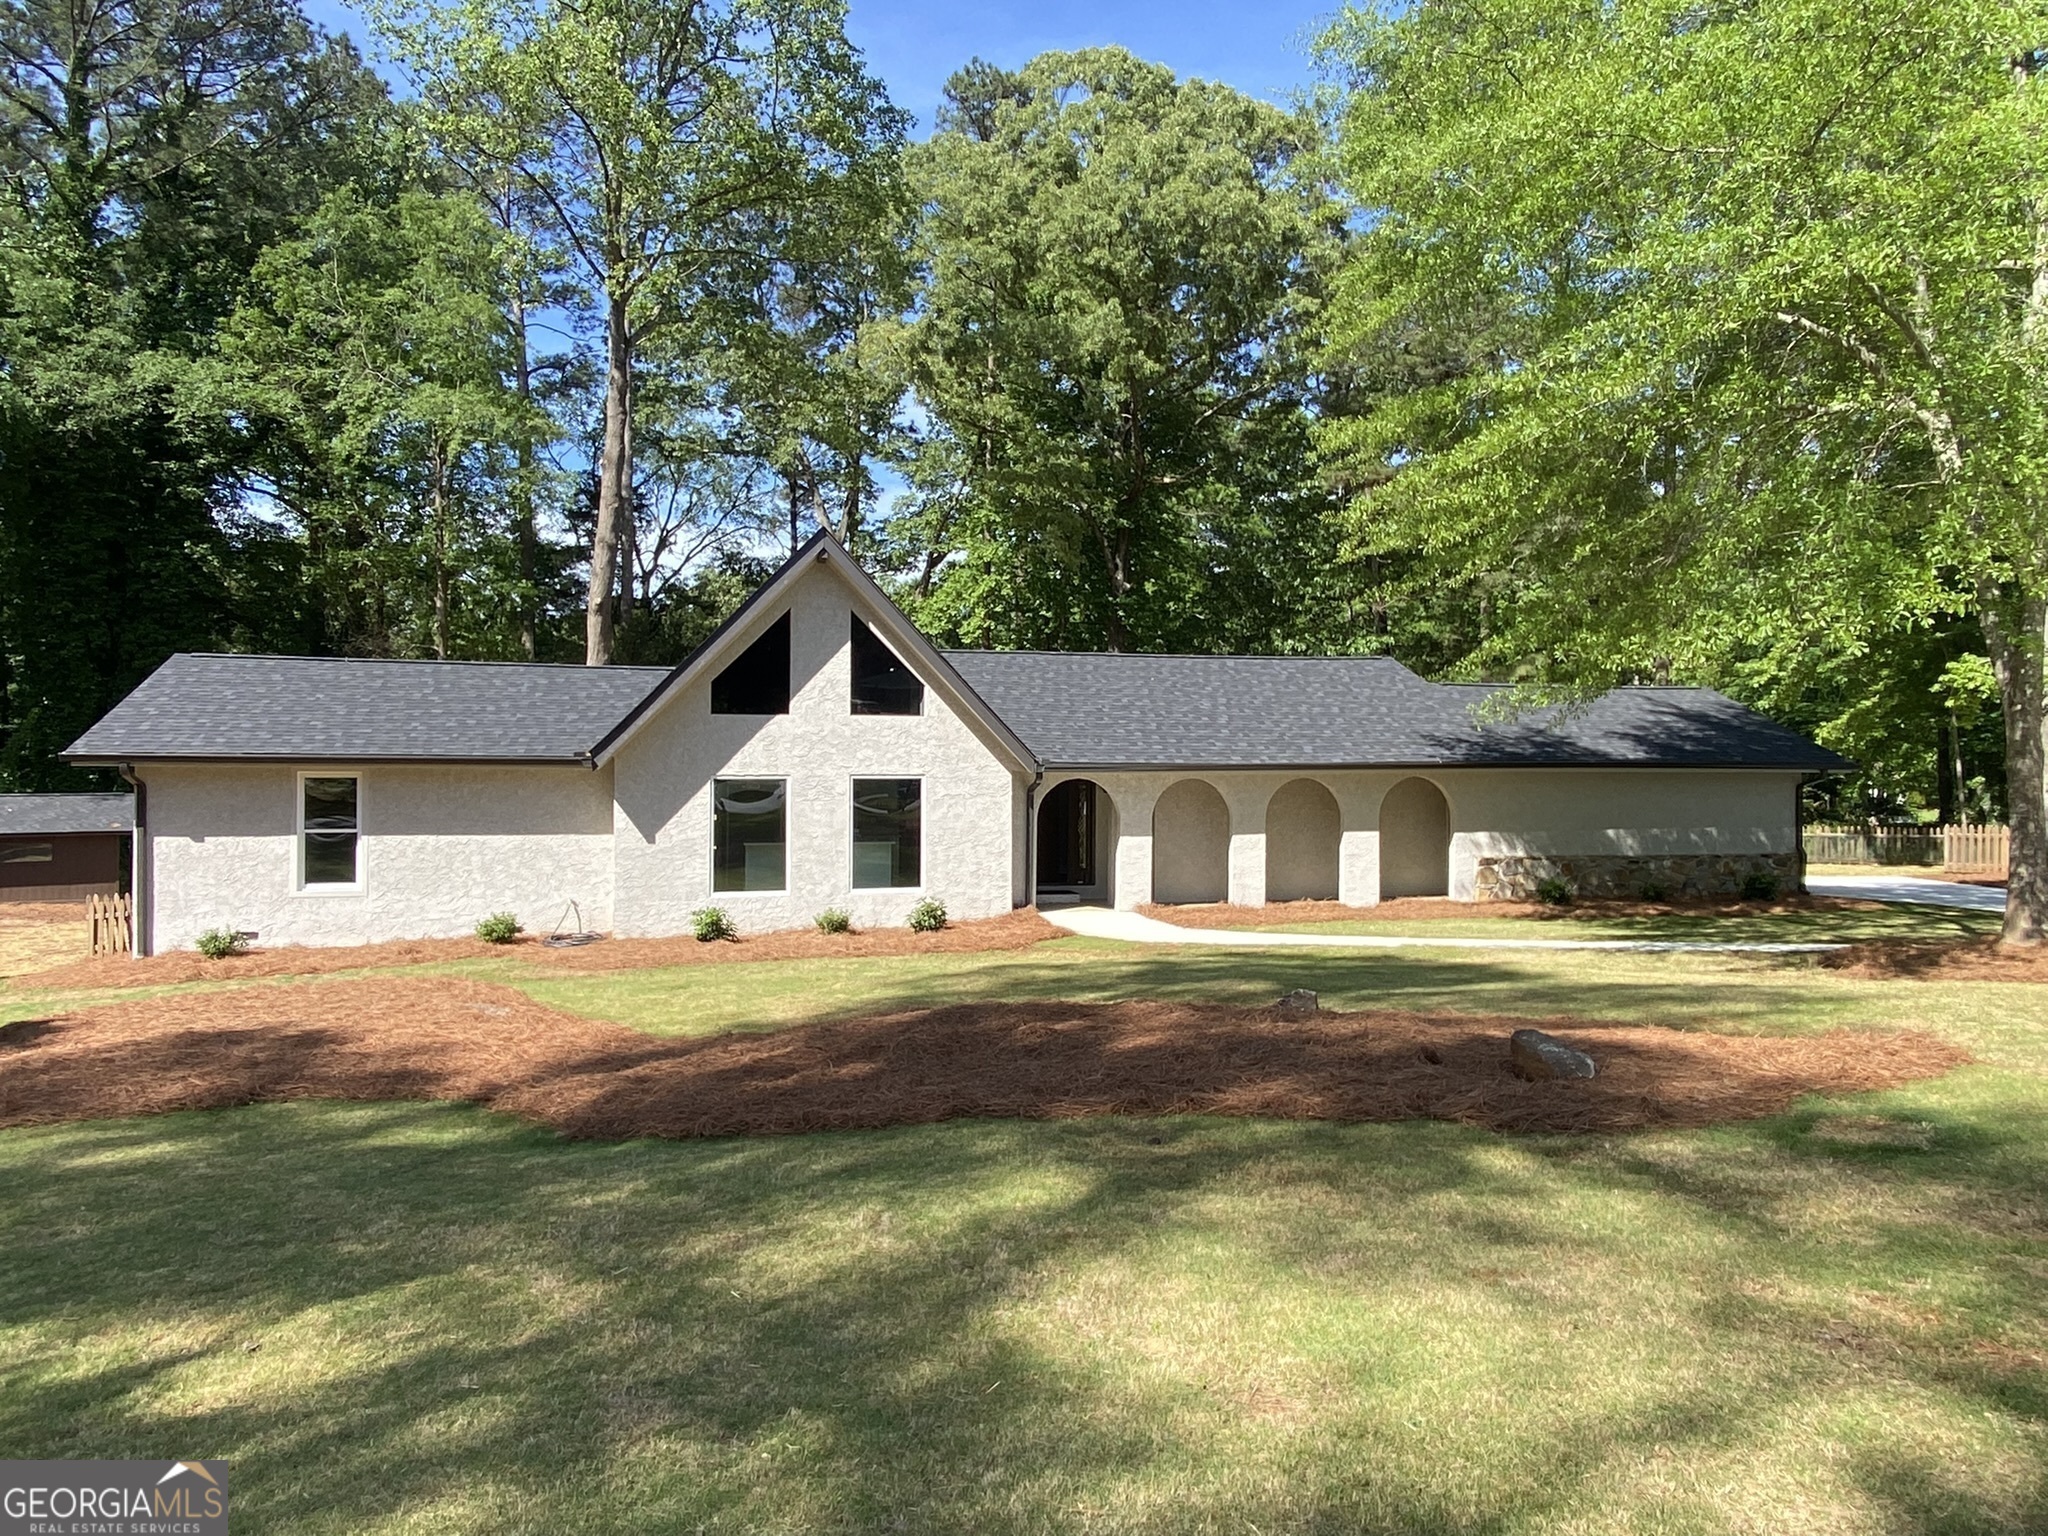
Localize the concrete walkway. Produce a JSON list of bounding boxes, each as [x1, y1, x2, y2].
[[1806, 874, 2007, 913], [1038, 905, 1846, 955]]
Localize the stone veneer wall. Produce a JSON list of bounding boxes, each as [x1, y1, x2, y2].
[[1473, 850, 1800, 902]]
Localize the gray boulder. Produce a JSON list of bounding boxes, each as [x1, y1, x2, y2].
[[1509, 1028, 1596, 1081], [1275, 989, 1320, 1018]]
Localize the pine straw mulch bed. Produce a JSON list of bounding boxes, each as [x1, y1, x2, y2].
[[0, 975, 1967, 1139], [22, 908, 1063, 991], [1139, 895, 1890, 929], [1820, 937, 2048, 983]]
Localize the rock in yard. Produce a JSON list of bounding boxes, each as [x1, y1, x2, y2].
[[1509, 1028, 1596, 1081], [1274, 989, 1320, 1018]]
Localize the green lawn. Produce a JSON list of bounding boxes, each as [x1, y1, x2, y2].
[[3, 907, 2045, 1534], [1251, 902, 2000, 945]]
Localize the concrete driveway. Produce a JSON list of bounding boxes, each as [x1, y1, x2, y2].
[[1805, 874, 2007, 913]]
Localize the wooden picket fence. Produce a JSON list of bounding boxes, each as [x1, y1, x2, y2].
[[1803, 823, 2009, 877], [87, 892, 131, 956]]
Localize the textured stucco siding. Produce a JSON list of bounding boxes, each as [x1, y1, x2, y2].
[[1045, 767, 1801, 907], [142, 761, 615, 950], [610, 562, 1023, 936]]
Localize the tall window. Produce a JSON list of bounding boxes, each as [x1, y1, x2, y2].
[[850, 615, 923, 715], [301, 775, 359, 886], [712, 612, 791, 714], [852, 778, 921, 888], [713, 779, 787, 891]]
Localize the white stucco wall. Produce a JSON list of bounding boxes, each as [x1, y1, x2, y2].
[[142, 761, 616, 950], [1055, 767, 1802, 907], [610, 561, 1024, 936], [1266, 778, 1340, 901]]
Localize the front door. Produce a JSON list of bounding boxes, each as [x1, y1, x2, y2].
[[1037, 779, 1097, 890]]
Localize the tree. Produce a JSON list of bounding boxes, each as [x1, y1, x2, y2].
[[1318, 0, 2048, 940], [0, 0, 387, 785], [892, 49, 1349, 654], [370, 0, 904, 664], [218, 183, 547, 658]]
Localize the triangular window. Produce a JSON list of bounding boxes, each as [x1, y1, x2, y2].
[[851, 615, 923, 715], [711, 612, 791, 714]]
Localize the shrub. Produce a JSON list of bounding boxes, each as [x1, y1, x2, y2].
[[692, 906, 736, 942], [1637, 879, 1670, 903], [813, 908, 853, 935], [1740, 869, 1781, 902], [907, 897, 948, 933], [195, 927, 245, 960], [1534, 876, 1575, 906], [475, 912, 522, 944]]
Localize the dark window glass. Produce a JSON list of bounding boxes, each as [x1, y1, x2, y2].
[[0, 842, 52, 864], [850, 615, 923, 715], [712, 612, 791, 714], [302, 776, 359, 885], [852, 778, 921, 888], [713, 779, 787, 892]]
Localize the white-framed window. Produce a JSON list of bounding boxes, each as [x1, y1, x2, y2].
[[851, 777, 922, 889], [713, 778, 787, 892], [297, 772, 362, 890]]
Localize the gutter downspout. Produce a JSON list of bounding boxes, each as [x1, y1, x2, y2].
[[117, 764, 149, 958], [1020, 767, 1043, 909]]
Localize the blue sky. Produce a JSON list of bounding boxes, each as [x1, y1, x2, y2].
[[301, 0, 1344, 132]]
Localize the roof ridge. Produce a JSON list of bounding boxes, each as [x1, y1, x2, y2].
[[177, 652, 674, 674], [940, 648, 1410, 662]]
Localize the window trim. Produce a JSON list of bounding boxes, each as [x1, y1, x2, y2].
[[848, 774, 925, 892], [295, 769, 364, 895], [710, 775, 790, 895]]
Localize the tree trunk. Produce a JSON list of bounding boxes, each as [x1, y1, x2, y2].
[[431, 438, 450, 661], [511, 283, 539, 661], [1983, 590, 2048, 943], [586, 292, 633, 666]]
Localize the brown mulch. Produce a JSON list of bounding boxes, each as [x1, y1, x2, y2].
[[0, 901, 94, 926], [1141, 895, 1888, 928], [1821, 937, 2048, 983], [0, 975, 1968, 1139], [23, 908, 1063, 991]]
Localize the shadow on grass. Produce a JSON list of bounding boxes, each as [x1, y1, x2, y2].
[[2, 1089, 2044, 1533]]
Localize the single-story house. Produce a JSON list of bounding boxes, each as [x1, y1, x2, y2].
[[0, 793, 132, 902], [64, 531, 1846, 955]]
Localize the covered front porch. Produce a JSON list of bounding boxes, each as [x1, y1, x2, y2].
[[1031, 770, 1455, 910]]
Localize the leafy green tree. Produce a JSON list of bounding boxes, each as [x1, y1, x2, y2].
[[370, 0, 903, 664], [0, 0, 386, 785], [218, 183, 548, 658], [892, 49, 1349, 654], [1319, 0, 2048, 939]]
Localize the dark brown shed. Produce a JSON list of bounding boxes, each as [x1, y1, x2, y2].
[[0, 793, 131, 902]]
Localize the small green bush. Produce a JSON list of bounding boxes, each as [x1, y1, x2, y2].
[[692, 906, 737, 942], [1739, 870, 1782, 902], [1534, 876, 1575, 906], [475, 912, 522, 944], [813, 908, 853, 935], [1637, 879, 1670, 903], [907, 897, 948, 933], [195, 927, 245, 960]]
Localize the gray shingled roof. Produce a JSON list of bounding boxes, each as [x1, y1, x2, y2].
[[941, 651, 1848, 770], [0, 792, 133, 835], [65, 654, 671, 764]]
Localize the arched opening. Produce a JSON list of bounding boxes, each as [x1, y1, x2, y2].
[[1266, 778, 1340, 902], [1036, 779, 1113, 905], [1152, 779, 1230, 904], [1379, 777, 1451, 899]]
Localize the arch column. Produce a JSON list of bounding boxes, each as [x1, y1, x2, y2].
[[1106, 778, 1160, 909], [1331, 779, 1386, 906], [1220, 780, 1270, 907]]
